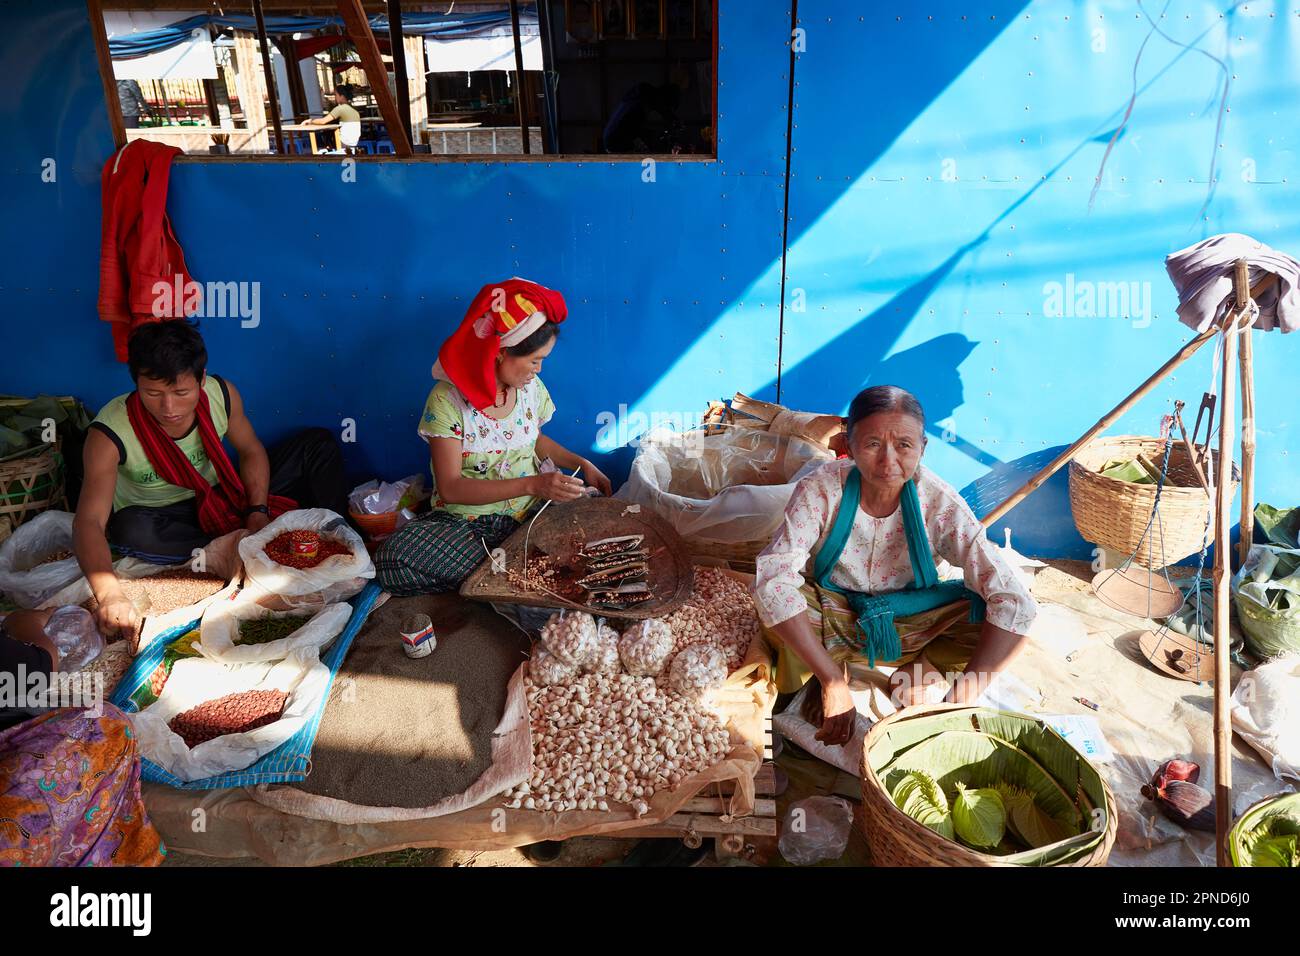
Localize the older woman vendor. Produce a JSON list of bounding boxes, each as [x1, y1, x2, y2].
[[753, 385, 1037, 746], [375, 278, 611, 595]]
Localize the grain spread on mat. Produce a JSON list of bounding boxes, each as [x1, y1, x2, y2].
[[294, 594, 528, 809]]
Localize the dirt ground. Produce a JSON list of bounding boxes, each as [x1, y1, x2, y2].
[[161, 558, 1266, 867]]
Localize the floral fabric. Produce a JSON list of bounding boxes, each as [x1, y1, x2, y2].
[[417, 377, 555, 520], [0, 704, 166, 867]]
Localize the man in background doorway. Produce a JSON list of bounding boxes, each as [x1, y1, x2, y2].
[[117, 79, 150, 129]]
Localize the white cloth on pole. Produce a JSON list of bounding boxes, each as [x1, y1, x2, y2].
[[1165, 232, 1300, 334]]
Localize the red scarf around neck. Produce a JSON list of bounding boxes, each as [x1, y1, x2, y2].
[[125, 386, 295, 535]]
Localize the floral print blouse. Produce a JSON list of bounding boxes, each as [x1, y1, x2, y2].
[[752, 459, 1038, 635], [418, 377, 555, 520]]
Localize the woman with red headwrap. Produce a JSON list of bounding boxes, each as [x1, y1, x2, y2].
[[375, 278, 612, 595]]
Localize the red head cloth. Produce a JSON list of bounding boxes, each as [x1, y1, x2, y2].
[[434, 278, 568, 411]]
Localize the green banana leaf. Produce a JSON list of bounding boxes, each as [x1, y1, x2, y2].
[[1255, 503, 1300, 549], [869, 710, 1113, 866], [1229, 792, 1300, 867], [1099, 458, 1155, 484], [870, 708, 1109, 820], [880, 730, 1083, 829], [891, 770, 955, 840]]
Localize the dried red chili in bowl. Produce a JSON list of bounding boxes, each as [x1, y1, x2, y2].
[[264, 530, 351, 569]]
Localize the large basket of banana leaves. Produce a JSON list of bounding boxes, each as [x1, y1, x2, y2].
[[860, 704, 1117, 867], [1228, 791, 1299, 867]]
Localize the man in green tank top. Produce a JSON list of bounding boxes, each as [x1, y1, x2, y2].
[[73, 321, 349, 645]]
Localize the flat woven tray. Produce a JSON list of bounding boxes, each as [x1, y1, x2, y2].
[[459, 496, 695, 620]]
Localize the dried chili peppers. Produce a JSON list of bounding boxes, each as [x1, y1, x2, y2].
[[264, 530, 350, 569]]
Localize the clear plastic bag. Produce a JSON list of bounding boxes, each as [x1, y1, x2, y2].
[[618, 619, 674, 676], [615, 426, 832, 544], [44, 605, 105, 672], [778, 795, 854, 866], [0, 511, 82, 608]]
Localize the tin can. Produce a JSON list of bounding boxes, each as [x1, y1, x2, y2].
[[400, 613, 436, 659], [292, 532, 320, 560]]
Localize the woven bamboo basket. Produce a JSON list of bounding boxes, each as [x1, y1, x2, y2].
[[1069, 435, 1237, 568], [0, 443, 65, 529], [686, 537, 766, 573], [858, 704, 1117, 867]]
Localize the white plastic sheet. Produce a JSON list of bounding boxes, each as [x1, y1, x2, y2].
[[130, 646, 331, 783], [1231, 654, 1300, 781]]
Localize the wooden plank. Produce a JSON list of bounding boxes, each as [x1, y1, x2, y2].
[[171, 152, 717, 165], [87, 0, 127, 150], [233, 32, 271, 152], [403, 35, 428, 132], [677, 797, 776, 816], [712, 762, 776, 796], [621, 813, 778, 839], [336, 0, 413, 156]]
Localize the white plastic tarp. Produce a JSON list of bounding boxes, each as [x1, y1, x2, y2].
[[106, 11, 218, 81], [424, 15, 541, 73]]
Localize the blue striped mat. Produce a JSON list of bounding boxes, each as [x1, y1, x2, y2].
[[110, 582, 383, 790]]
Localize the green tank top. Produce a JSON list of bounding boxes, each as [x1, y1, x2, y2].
[[92, 375, 231, 512]]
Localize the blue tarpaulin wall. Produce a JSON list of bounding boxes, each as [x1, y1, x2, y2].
[[0, 0, 1296, 560]]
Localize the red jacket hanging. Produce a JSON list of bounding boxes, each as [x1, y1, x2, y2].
[[97, 139, 198, 362]]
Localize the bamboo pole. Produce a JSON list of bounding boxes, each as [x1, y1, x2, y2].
[[1238, 319, 1257, 565], [979, 272, 1279, 530], [1212, 259, 1248, 866]]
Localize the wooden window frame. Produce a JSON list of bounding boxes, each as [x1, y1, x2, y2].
[[87, 0, 718, 164]]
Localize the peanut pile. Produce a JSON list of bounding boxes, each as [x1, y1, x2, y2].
[[505, 672, 732, 816], [168, 689, 289, 749], [659, 567, 759, 674]]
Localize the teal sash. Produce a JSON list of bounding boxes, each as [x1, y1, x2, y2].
[[813, 468, 985, 666]]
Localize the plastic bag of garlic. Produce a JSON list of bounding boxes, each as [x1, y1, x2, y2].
[[505, 567, 773, 819], [539, 610, 600, 668]]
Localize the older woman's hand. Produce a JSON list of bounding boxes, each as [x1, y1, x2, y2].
[[814, 678, 857, 748]]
